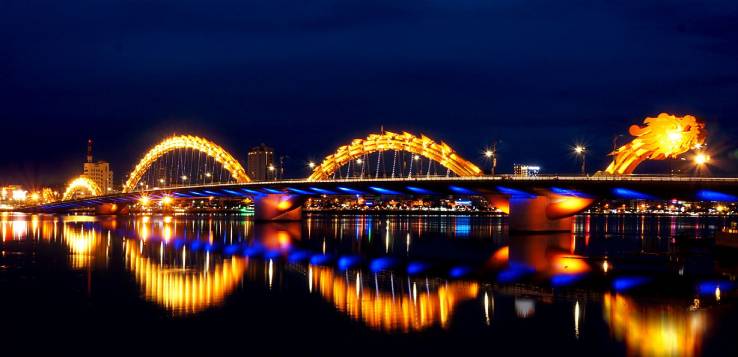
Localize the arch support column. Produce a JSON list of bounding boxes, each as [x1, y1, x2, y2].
[[253, 194, 304, 221]]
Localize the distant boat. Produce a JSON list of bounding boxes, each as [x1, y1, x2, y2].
[[716, 222, 738, 249]]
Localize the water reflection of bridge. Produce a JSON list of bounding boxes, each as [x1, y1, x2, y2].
[[0, 213, 716, 355]]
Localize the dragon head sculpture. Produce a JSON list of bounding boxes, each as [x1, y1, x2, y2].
[[605, 113, 706, 175]]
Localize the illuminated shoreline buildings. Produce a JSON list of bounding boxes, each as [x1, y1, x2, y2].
[[82, 139, 114, 193], [513, 164, 541, 177]]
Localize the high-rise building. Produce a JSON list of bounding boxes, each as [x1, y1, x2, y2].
[[247, 144, 275, 181], [513, 164, 540, 177], [82, 139, 114, 193]]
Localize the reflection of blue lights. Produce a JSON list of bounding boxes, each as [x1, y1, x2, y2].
[[338, 187, 364, 195], [407, 261, 430, 275], [203, 243, 215, 252], [455, 216, 471, 236], [337, 256, 362, 271], [449, 266, 472, 278], [263, 188, 283, 194], [406, 186, 433, 194], [370, 257, 399, 272], [287, 188, 312, 195], [264, 250, 282, 259], [223, 244, 240, 256], [241, 188, 262, 195], [310, 254, 333, 266], [189, 191, 206, 196], [369, 187, 401, 195], [310, 187, 336, 195], [496, 186, 535, 198], [613, 188, 654, 200], [203, 190, 221, 196], [613, 276, 649, 292], [449, 186, 475, 195], [288, 250, 312, 262], [697, 190, 738, 202], [697, 280, 735, 294], [498, 263, 534, 283], [243, 246, 264, 257], [551, 273, 586, 287]]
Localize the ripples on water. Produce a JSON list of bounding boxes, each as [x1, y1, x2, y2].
[[0, 212, 737, 356]]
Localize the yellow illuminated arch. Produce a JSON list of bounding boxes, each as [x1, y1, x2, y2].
[[62, 176, 102, 201], [604, 113, 706, 175], [123, 135, 250, 192], [308, 131, 482, 181]]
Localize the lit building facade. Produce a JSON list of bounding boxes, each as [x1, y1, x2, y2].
[[82, 139, 114, 193], [247, 144, 275, 181], [513, 164, 540, 177]]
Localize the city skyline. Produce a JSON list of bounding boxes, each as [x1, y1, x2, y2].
[[2, 1, 737, 186]]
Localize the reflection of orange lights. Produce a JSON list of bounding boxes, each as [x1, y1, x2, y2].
[[125, 240, 247, 315], [550, 254, 590, 274], [63, 224, 102, 269], [310, 266, 478, 332], [162, 225, 172, 241], [603, 293, 706, 357], [263, 230, 292, 250], [486, 246, 509, 268]]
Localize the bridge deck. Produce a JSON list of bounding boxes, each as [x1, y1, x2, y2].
[[26, 175, 738, 211]]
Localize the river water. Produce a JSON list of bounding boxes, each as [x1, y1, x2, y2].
[[0, 212, 736, 356]]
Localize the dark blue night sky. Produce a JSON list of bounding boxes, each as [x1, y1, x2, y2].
[[1, 1, 737, 186]]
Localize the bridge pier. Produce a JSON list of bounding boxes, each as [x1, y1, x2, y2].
[[508, 196, 573, 232], [253, 194, 304, 221], [491, 194, 593, 233]]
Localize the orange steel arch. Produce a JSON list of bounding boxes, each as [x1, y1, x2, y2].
[[123, 135, 250, 193], [308, 131, 482, 181], [62, 176, 102, 201]]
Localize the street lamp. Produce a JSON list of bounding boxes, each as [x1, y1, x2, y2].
[[574, 146, 587, 175], [484, 143, 498, 176], [693, 152, 710, 177], [694, 152, 710, 166], [308, 161, 316, 169]]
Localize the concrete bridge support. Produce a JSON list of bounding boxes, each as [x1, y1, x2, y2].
[[508, 196, 573, 232], [253, 194, 304, 221], [488, 194, 594, 233]]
